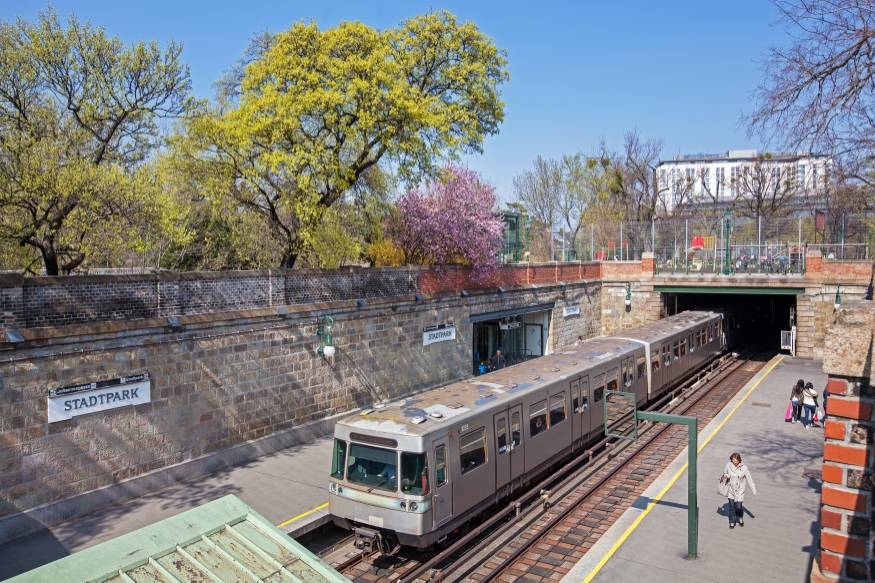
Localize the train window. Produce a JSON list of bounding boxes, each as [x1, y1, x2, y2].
[[460, 428, 487, 474], [673, 341, 679, 360], [549, 394, 566, 426], [401, 452, 429, 495], [593, 374, 605, 403], [621, 362, 628, 386], [497, 418, 508, 454], [637, 356, 646, 379], [663, 345, 670, 367], [580, 381, 589, 411], [530, 400, 548, 437], [651, 352, 660, 371], [331, 439, 347, 479], [606, 368, 618, 391], [346, 444, 397, 492], [511, 412, 521, 446], [680, 339, 687, 357], [435, 445, 447, 487]]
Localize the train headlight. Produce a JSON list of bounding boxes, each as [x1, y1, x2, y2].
[[400, 501, 407, 510], [329, 483, 337, 494], [409, 502, 418, 511]]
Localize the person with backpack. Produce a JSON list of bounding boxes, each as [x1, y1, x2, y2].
[[790, 379, 804, 424], [802, 382, 819, 428], [724, 452, 757, 528]]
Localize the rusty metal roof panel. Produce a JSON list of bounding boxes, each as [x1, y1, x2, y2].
[[7, 495, 348, 583]]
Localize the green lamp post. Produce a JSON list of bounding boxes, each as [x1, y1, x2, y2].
[[723, 209, 731, 276]]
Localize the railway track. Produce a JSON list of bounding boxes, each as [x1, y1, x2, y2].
[[315, 345, 774, 583]]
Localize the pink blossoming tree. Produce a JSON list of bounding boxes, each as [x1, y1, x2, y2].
[[393, 165, 505, 279]]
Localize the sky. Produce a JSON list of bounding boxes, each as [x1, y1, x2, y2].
[[3, 1, 791, 203]]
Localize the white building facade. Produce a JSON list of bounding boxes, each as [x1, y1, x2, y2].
[[654, 149, 832, 214]]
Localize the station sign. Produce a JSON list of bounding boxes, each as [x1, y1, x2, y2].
[[500, 322, 521, 330], [423, 323, 456, 346], [563, 305, 581, 317], [47, 373, 151, 422]]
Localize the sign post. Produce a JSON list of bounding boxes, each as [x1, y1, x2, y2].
[[636, 411, 698, 559]]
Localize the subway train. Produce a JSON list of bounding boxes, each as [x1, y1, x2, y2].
[[328, 309, 745, 549]]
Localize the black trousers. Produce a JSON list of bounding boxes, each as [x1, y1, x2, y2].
[[728, 498, 744, 524]]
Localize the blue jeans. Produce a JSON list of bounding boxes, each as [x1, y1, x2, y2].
[[728, 499, 744, 525], [803, 403, 816, 426]]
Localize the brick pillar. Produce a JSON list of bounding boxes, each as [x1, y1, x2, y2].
[[642, 252, 655, 275], [807, 249, 823, 277], [815, 301, 875, 582]]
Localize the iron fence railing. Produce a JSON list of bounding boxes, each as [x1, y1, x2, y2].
[[504, 213, 873, 276]]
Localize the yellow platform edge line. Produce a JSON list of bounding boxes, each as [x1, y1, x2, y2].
[[581, 355, 785, 583], [276, 502, 329, 528]]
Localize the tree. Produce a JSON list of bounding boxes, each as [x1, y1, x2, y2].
[[733, 153, 797, 220], [0, 8, 191, 274], [512, 157, 562, 259], [746, 1, 875, 177], [392, 165, 505, 278], [182, 11, 509, 268], [608, 130, 664, 222]]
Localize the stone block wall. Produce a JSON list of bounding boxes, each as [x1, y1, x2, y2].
[[0, 281, 601, 543], [817, 301, 875, 581], [599, 282, 661, 336]]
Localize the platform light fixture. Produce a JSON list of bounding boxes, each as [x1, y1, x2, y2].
[[5, 330, 24, 344], [834, 285, 842, 310], [316, 315, 335, 358], [166, 316, 182, 331], [625, 283, 632, 307]]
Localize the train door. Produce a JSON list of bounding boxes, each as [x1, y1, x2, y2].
[[570, 378, 582, 444], [578, 375, 591, 438], [493, 411, 511, 494], [431, 437, 452, 526], [509, 405, 524, 482], [589, 371, 606, 439], [633, 352, 647, 404]]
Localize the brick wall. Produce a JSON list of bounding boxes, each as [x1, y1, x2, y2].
[[821, 261, 875, 282], [816, 301, 875, 581], [416, 262, 601, 294], [0, 280, 602, 543]]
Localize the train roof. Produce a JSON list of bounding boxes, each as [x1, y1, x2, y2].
[[335, 311, 719, 439]]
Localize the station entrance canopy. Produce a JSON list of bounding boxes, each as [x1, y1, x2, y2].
[[654, 286, 805, 296], [8, 495, 347, 583]]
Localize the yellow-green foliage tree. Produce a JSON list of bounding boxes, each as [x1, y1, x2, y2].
[[0, 9, 191, 274], [181, 10, 509, 268]]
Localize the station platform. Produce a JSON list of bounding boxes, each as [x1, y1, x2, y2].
[[562, 355, 826, 583], [0, 435, 334, 581]]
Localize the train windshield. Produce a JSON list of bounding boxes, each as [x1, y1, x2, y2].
[[346, 444, 398, 492], [400, 452, 429, 495]]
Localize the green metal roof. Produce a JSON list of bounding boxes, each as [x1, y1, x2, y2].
[[654, 286, 805, 295], [8, 495, 348, 583]]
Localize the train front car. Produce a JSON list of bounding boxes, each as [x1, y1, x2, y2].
[[329, 412, 433, 551]]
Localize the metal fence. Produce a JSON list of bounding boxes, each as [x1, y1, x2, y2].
[[522, 214, 872, 275]]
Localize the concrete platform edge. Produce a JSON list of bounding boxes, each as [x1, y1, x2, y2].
[[0, 410, 354, 546], [559, 354, 785, 583]]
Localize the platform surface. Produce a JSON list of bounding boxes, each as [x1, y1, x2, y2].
[[563, 355, 826, 583], [0, 435, 334, 581]]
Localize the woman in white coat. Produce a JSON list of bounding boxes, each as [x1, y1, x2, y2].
[[725, 452, 756, 528]]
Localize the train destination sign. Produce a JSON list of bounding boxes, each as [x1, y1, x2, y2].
[[563, 305, 581, 317], [48, 374, 151, 423], [423, 323, 456, 346]]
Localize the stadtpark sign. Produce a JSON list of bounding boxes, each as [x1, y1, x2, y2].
[[47, 374, 152, 423], [422, 323, 456, 346]]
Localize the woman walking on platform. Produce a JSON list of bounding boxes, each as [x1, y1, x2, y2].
[[802, 382, 819, 428], [790, 380, 804, 423], [725, 452, 756, 529]]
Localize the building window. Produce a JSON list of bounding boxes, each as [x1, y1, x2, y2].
[[716, 167, 725, 197], [730, 167, 738, 197], [798, 164, 806, 188], [702, 168, 710, 193]]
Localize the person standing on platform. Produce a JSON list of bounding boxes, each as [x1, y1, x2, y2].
[[724, 452, 757, 529], [802, 382, 819, 428], [491, 348, 507, 370], [790, 380, 804, 424]]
